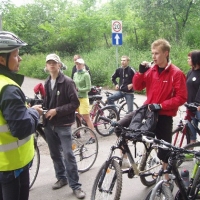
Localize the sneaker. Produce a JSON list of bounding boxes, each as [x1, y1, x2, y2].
[[184, 153, 194, 161], [52, 179, 68, 190], [121, 158, 131, 169], [73, 188, 86, 199], [86, 137, 95, 144]]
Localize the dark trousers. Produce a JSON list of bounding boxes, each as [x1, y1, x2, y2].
[[0, 168, 29, 200], [117, 112, 173, 163]]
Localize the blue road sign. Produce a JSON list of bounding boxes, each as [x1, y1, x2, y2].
[[112, 33, 122, 45]]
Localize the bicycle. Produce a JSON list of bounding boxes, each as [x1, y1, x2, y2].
[[102, 91, 139, 119], [27, 97, 98, 189], [72, 94, 120, 137], [172, 103, 200, 148], [143, 136, 200, 200], [91, 119, 161, 200]]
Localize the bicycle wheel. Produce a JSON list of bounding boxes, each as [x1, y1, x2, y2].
[[144, 184, 173, 200], [72, 127, 98, 172], [118, 101, 139, 119], [29, 139, 40, 189], [139, 145, 162, 187], [95, 106, 119, 137], [91, 160, 122, 200]]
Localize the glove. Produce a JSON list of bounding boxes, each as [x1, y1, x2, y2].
[[148, 104, 162, 111], [139, 64, 150, 73]]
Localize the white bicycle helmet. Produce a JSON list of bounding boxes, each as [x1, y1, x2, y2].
[[0, 31, 27, 53]]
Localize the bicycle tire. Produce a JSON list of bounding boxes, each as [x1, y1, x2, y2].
[[118, 101, 139, 119], [91, 160, 122, 200], [139, 146, 162, 187], [72, 127, 98, 172], [29, 139, 40, 189], [144, 183, 173, 200], [94, 106, 119, 137]]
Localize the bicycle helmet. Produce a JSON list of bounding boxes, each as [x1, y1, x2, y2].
[[0, 31, 27, 53]]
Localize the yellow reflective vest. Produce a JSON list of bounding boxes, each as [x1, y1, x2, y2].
[[0, 75, 34, 171]]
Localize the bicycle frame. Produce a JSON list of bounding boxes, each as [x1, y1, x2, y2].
[[146, 139, 200, 200], [173, 104, 200, 148], [173, 121, 187, 147]]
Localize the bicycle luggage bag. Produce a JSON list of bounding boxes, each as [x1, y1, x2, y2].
[[129, 104, 158, 132]]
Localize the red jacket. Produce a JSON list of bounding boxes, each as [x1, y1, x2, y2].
[[133, 63, 187, 116]]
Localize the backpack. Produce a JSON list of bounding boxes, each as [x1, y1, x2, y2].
[[128, 105, 158, 132]]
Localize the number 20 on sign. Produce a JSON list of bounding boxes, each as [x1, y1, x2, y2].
[[112, 20, 122, 33]]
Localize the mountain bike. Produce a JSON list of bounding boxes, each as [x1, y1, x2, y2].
[[144, 136, 200, 200], [101, 91, 139, 119], [91, 119, 161, 200], [72, 94, 120, 137], [172, 103, 200, 148]]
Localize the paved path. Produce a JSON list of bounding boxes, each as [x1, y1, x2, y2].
[[21, 77, 187, 200]]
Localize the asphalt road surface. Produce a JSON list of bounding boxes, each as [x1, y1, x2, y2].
[[21, 77, 187, 200]]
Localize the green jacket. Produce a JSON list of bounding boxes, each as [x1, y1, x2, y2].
[[73, 70, 91, 98]]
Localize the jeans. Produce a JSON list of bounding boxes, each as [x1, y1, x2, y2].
[[188, 110, 200, 140], [0, 168, 29, 200], [44, 122, 81, 190], [107, 91, 134, 113]]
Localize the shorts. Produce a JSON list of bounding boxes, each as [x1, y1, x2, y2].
[[77, 98, 90, 115]]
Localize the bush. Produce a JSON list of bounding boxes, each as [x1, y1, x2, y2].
[[19, 42, 196, 88]]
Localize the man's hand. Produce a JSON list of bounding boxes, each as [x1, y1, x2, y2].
[[45, 108, 57, 120], [148, 104, 162, 111], [139, 62, 150, 73], [115, 84, 119, 90], [127, 83, 133, 90], [32, 105, 43, 116]]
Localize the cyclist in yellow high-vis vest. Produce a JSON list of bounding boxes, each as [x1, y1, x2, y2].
[[0, 31, 43, 200]]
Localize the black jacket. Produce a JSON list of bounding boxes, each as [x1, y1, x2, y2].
[[43, 72, 80, 126], [111, 66, 135, 93]]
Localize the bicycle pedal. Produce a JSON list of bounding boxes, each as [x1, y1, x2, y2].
[[127, 168, 135, 178]]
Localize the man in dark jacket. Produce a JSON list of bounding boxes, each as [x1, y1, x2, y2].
[[107, 55, 136, 113], [43, 53, 85, 199]]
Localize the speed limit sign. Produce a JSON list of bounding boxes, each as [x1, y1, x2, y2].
[[112, 20, 122, 33]]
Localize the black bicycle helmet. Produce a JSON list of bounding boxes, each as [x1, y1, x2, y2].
[[0, 31, 27, 53]]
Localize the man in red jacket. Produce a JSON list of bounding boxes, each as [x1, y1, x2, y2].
[[117, 39, 187, 177]]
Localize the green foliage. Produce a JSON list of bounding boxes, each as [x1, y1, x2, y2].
[[18, 41, 193, 90], [2, 0, 200, 90], [19, 54, 48, 79]]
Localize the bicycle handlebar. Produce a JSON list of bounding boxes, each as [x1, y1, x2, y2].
[[142, 135, 200, 158], [99, 116, 200, 157], [184, 102, 200, 110], [99, 116, 155, 137]]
